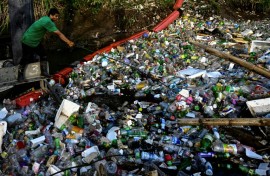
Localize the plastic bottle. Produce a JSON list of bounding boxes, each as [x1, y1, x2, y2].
[[31, 144, 48, 161], [120, 128, 148, 138], [211, 127, 220, 139], [217, 163, 233, 170], [135, 80, 148, 90], [161, 143, 181, 153], [67, 142, 75, 156], [105, 161, 117, 175], [178, 148, 194, 158], [134, 148, 142, 163], [141, 151, 162, 162], [212, 140, 238, 155], [134, 90, 147, 98], [179, 126, 192, 135], [147, 104, 162, 112], [200, 133, 214, 151], [203, 105, 214, 117], [160, 118, 165, 130], [198, 152, 230, 159], [205, 161, 213, 176], [9, 154, 22, 174], [238, 165, 259, 176], [168, 100, 177, 113], [86, 88, 95, 96], [60, 113, 77, 134], [44, 129, 54, 147], [161, 135, 181, 145]]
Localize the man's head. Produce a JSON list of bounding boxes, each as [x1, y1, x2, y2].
[[48, 8, 59, 22]]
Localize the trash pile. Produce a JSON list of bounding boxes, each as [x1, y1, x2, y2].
[[1, 1, 270, 175]]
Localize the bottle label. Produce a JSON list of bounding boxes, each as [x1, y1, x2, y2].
[[223, 144, 237, 155], [204, 134, 214, 143], [171, 136, 180, 145], [179, 126, 191, 134]]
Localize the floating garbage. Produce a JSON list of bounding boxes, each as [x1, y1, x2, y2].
[[1, 0, 270, 175]]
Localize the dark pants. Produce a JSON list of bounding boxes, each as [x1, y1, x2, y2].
[[21, 43, 47, 66]]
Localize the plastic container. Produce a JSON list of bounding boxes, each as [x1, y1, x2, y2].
[[15, 89, 45, 108]]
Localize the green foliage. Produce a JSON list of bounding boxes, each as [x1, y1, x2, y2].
[[226, 0, 270, 12], [0, 0, 8, 34], [209, 0, 220, 13], [156, 0, 175, 8], [1, 0, 270, 35], [69, 0, 103, 15]]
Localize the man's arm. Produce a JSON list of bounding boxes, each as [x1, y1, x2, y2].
[[54, 30, 74, 47]]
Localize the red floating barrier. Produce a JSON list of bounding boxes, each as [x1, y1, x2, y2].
[[53, 67, 73, 85], [152, 11, 180, 32], [173, 0, 184, 10], [83, 45, 113, 62], [110, 30, 149, 47], [15, 89, 45, 108], [95, 45, 113, 54], [83, 52, 97, 62]]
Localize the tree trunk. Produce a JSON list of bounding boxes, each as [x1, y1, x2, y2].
[[177, 118, 270, 126], [189, 40, 270, 79], [8, 0, 34, 65]]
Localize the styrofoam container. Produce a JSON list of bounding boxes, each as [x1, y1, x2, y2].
[[54, 99, 80, 129], [250, 40, 270, 53], [246, 97, 270, 117]]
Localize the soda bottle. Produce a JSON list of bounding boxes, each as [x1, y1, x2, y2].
[[238, 165, 259, 176], [217, 163, 233, 170], [200, 133, 214, 151], [212, 139, 247, 155]]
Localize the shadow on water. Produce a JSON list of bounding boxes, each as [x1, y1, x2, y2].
[[0, 47, 90, 101], [47, 47, 91, 74]]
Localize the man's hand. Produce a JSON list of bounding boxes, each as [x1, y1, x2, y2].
[[67, 41, 75, 48]]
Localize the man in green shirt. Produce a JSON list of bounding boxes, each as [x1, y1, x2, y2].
[[20, 8, 74, 80]]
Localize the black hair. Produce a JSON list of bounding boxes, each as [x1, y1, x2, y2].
[[48, 8, 59, 16]]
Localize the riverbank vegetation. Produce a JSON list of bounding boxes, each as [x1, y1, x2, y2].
[[1, 0, 270, 35], [0, 0, 175, 35]]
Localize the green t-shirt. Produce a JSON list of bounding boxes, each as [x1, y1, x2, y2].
[[21, 16, 58, 47]]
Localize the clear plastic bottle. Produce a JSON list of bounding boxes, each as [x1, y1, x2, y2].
[[203, 105, 214, 117], [44, 129, 54, 147], [205, 161, 213, 176], [141, 151, 162, 162], [211, 127, 220, 139], [30, 144, 48, 161], [212, 140, 238, 155], [105, 161, 117, 175], [161, 135, 181, 145]]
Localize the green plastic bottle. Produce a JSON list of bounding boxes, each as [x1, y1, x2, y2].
[[238, 165, 259, 176], [200, 133, 214, 151], [217, 163, 233, 170]]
